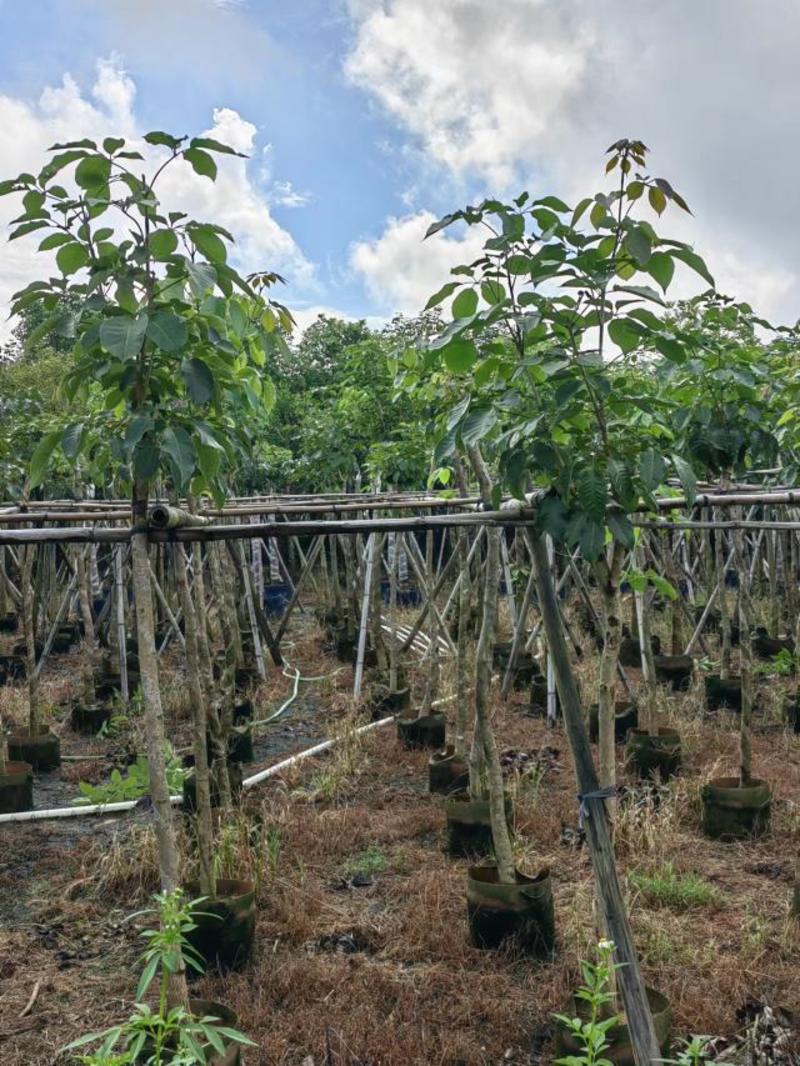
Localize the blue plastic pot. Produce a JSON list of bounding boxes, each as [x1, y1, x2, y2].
[[264, 582, 292, 617]]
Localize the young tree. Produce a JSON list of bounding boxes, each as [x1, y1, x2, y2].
[[2, 129, 291, 1003]]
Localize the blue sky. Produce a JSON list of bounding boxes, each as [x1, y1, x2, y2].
[[0, 0, 799, 333]]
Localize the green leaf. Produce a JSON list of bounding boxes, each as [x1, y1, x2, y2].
[[647, 252, 674, 292], [452, 288, 478, 318], [671, 454, 697, 507], [576, 467, 607, 523], [30, 429, 62, 487], [671, 246, 715, 287], [61, 422, 84, 459], [443, 338, 477, 374], [183, 147, 218, 181], [99, 313, 148, 359], [186, 261, 217, 298], [460, 406, 497, 447], [146, 310, 188, 352], [648, 186, 667, 216], [149, 229, 179, 259], [9, 219, 49, 240], [481, 280, 506, 305], [181, 357, 215, 404], [144, 130, 183, 149], [133, 440, 159, 481], [190, 136, 245, 157], [38, 232, 72, 251], [607, 318, 641, 353], [425, 281, 459, 310], [578, 517, 605, 561], [654, 335, 685, 362], [506, 254, 532, 275], [56, 242, 90, 275], [187, 224, 227, 263], [625, 226, 652, 266], [75, 154, 111, 190], [162, 425, 196, 487], [102, 137, 126, 155], [639, 448, 666, 492], [607, 510, 634, 548]]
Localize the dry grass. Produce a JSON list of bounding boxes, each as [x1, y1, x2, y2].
[[2, 600, 800, 1063]]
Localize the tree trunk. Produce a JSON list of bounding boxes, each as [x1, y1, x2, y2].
[[476, 526, 515, 884], [733, 526, 753, 786], [130, 486, 188, 1009], [527, 529, 661, 1066], [21, 546, 40, 736], [593, 542, 625, 808], [175, 543, 215, 898], [714, 515, 732, 681], [454, 529, 470, 756]]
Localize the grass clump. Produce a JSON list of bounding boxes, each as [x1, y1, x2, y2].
[[342, 845, 387, 878], [630, 862, 719, 910]]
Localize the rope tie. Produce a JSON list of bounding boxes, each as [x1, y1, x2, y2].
[[577, 786, 617, 827]]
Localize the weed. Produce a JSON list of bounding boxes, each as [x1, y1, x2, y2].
[[553, 939, 621, 1065], [629, 862, 719, 910], [342, 845, 387, 879]]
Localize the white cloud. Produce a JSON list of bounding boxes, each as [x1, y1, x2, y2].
[[344, 0, 800, 325], [350, 210, 485, 315], [345, 0, 592, 187], [0, 60, 315, 336]]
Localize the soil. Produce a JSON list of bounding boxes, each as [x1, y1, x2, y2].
[[1, 608, 800, 1064]]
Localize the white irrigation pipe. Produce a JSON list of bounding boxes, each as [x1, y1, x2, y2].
[[0, 715, 395, 824]]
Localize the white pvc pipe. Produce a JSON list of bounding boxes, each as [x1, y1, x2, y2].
[[0, 714, 395, 824]]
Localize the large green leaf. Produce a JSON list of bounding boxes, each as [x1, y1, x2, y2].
[[183, 148, 218, 181], [443, 338, 477, 374], [461, 406, 497, 447], [147, 311, 188, 352], [639, 448, 666, 492], [625, 226, 652, 266], [29, 430, 62, 488], [161, 426, 196, 487], [671, 454, 697, 507], [425, 281, 459, 310], [186, 261, 217, 298], [452, 288, 478, 319], [181, 357, 214, 404], [576, 467, 607, 523], [188, 225, 227, 263], [607, 317, 641, 353], [149, 229, 178, 259], [75, 155, 111, 190], [56, 242, 90, 275], [647, 251, 674, 292], [99, 313, 148, 359], [607, 510, 634, 548]]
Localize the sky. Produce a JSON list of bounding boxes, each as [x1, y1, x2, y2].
[[0, 0, 799, 336]]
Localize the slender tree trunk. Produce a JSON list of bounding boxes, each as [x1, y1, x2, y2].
[[594, 542, 625, 807], [476, 526, 515, 883], [714, 516, 732, 681], [75, 545, 97, 706], [21, 546, 40, 736], [175, 543, 215, 898], [455, 529, 470, 756], [733, 526, 753, 786], [130, 486, 188, 1009], [528, 529, 661, 1066]]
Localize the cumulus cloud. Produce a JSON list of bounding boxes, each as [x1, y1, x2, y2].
[[344, 0, 800, 325], [350, 211, 485, 315], [0, 59, 314, 336]]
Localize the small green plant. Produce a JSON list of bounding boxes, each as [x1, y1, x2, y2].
[[630, 863, 719, 910], [62, 889, 255, 1064], [342, 845, 387, 879], [697, 656, 719, 674], [73, 747, 187, 806], [659, 1035, 731, 1064], [755, 647, 796, 676], [553, 940, 621, 1065]]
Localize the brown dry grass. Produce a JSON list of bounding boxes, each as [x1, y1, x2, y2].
[[2, 602, 800, 1063]]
